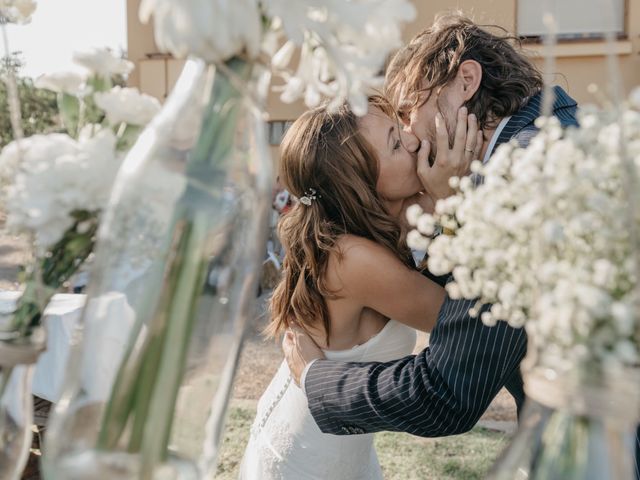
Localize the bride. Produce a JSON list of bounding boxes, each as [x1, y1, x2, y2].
[[240, 96, 480, 479]]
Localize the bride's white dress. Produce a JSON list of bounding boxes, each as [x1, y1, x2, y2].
[[239, 320, 417, 479]]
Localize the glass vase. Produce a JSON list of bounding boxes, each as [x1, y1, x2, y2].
[[43, 56, 273, 479], [0, 342, 42, 480], [488, 364, 640, 480], [0, 289, 48, 480]]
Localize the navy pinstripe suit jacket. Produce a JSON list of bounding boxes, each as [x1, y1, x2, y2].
[[305, 85, 611, 434]]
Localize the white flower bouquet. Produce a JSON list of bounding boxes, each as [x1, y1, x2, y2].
[[140, 0, 416, 115], [408, 91, 640, 373], [0, 48, 160, 341]]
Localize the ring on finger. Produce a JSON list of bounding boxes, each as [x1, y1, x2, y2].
[[464, 147, 474, 154]]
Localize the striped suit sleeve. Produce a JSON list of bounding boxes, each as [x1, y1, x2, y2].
[[306, 298, 528, 436]]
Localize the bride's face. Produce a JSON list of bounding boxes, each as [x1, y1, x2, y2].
[[359, 107, 423, 204]]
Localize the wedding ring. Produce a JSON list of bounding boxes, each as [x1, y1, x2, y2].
[[465, 147, 474, 154]]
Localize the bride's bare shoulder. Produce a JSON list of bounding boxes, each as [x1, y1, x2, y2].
[[325, 234, 399, 292], [334, 234, 388, 258]]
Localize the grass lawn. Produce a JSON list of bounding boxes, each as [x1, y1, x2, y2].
[[216, 402, 509, 479]]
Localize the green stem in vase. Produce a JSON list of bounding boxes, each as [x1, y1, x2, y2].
[[8, 211, 99, 338], [6, 280, 46, 338], [533, 412, 590, 479], [116, 123, 142, 151], [95, 56, 255, 472], [40, 213, 97, 288], [126, 320, 169, 452], [0, 367, 13, 440], [139, 214, 209, 476], [95, 320, 156, 449], [0, 366, 11, 392]]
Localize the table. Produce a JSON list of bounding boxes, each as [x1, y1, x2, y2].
[[0, 291, 134, 403]]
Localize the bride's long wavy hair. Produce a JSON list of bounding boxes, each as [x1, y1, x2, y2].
[[266, 98, 413, 346]]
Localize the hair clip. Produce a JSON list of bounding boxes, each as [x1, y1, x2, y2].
[[299, 188, 320, 206]]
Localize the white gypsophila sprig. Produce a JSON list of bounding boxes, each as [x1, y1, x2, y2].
[[0, 0, 36, 23], [94, 87, 161, 127], [265, 0, 415, 115], [139, 0, 263, 64], [408, 101, 640, 370], [72, 48, 134, 79], [0, 130, 121, 250], [138, 0, 416, 115]]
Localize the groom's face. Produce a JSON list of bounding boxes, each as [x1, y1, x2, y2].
[[398, 80, 466, 164]]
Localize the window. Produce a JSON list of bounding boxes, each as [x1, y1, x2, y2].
[[517, 0, 625, 40], [268, 120, 293, 146]]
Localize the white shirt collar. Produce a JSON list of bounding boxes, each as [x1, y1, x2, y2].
[[482, 116, 512, 164]]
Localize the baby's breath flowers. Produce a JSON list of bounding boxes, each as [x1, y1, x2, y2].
[[408, 92, 640, 371]]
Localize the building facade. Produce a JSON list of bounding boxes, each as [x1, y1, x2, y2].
[[127, 0, 640, 141]]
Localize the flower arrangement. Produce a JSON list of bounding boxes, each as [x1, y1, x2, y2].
[[0, 47, 160, 340], [407, 91, 640, 373], [140, 0, 416, 114], [38, 2, 420, 478]]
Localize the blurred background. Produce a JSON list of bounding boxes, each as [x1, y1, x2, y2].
[[127, 0, 640, 160]]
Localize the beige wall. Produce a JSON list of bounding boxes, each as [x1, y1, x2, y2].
[[127, 0, 640, 115], [126, 0, 157, 91]]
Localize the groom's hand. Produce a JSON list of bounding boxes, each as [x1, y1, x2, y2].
[[282, 327, 325, 387]]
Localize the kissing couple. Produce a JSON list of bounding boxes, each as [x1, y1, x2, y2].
[[240, 12, 590, 480]]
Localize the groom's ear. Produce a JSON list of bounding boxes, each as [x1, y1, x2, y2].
[[458, 60, 482, 101]]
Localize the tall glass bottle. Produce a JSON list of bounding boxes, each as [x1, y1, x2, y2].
[[43, 57, 273, 479], [0, 353, 40, 480], [488, 358, 639, 479]]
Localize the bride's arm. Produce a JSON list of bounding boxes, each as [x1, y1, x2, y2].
[[328, 235, 444, 333]]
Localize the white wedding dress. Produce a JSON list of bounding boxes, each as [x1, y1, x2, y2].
[[239, 319, 417, 479]]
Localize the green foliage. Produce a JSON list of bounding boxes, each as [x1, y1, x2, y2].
[[0, 52, 62, 147], [0, 50, 132, 147], [57, 93, 80, 136], [375, 427, 508, 479]]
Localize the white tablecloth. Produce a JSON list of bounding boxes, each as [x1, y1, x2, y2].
[[34, 293, 86, 402], [1, 291, 134, 403]]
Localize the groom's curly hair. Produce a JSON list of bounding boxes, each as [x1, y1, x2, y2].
[[385, 11, 543, 130], [266, 97, 412, 346]]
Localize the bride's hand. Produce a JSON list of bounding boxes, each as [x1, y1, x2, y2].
[[417, 107, 483, 202], [283, 325, 325, 387]]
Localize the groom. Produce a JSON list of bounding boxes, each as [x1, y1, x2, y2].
[[283, 12, 640, 475]]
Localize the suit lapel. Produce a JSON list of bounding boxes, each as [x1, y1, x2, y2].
[[494, 86, 577, 150]]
